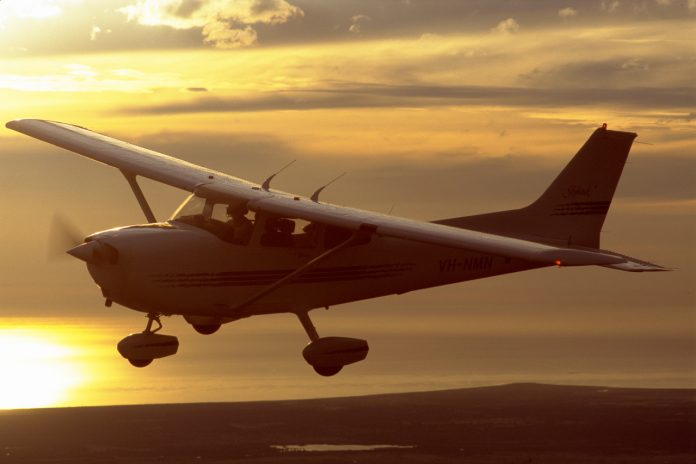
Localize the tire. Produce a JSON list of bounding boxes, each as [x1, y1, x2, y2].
[[193, 324, 221, 335], [128, 358, 153, 368], [313, 365, 343, 377]]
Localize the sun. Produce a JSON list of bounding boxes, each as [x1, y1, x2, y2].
[[0, 333, 82, 409]]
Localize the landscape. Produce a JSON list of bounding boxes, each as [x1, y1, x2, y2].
[[1, 383, 694, 463]]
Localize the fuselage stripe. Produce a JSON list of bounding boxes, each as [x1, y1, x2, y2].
[[150, 264, 415, 287]]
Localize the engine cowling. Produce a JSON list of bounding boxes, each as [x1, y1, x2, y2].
[[302, 337, 369, 373], [117, 332, 179, 366]]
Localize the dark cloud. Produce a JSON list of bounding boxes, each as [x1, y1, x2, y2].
[[175, 0, 206, 18], [121, 83, 696, 115], [1, 0, 694, 55], [254, 0, 696, 46], [519, 57, 696, 88], [186, 87, 209, 92]]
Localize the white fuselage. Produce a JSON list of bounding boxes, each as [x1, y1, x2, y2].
[[85, 221, 542, 321]]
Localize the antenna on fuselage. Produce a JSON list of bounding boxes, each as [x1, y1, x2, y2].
[[261, 159, 296, 191], [311, 172, 347, 203]]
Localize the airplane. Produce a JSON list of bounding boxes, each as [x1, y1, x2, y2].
[[6, 119, 666, 376]]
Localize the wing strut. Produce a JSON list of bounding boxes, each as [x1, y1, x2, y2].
[[235, 224, 375, 316], [121, 170, 157, 223]]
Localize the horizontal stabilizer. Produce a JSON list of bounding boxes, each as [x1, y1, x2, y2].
[[601, 255, 670, 272]]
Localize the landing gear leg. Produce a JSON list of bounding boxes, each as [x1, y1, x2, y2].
[[144, 313, 162, 334], [297, 311, 319, 342]]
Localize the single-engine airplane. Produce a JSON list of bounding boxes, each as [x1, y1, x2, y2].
[[6, 120, 666, 376]]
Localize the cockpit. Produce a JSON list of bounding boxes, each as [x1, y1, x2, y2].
[[169, 194, 344, 248]]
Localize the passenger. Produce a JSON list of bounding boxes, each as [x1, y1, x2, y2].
[[261, 217, 295, 247], [225, 204, 253, 244], [276, 218, 295, 247]]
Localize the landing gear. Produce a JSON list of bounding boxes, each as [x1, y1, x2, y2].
[[192, 323, 221, 335], [117, 313, 179, 368], [297, 311, 369, 377]]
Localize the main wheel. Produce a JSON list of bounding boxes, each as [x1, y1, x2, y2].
[[193, 324, 221, 335], [128, 358, 153, 368], [313, 365, 343, 377]]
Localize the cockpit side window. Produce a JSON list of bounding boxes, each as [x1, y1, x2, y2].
[[259, 216, 320, 249], [171, 196, 330, 249]]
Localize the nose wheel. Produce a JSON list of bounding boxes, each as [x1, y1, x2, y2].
[[117, 313, 179, 368]]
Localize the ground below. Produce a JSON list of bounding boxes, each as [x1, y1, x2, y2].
[[0, 383, 694, 463]]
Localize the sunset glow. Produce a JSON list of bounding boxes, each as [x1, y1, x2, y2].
[[0, 0, 693, 408], [0, 331, 83, 409]]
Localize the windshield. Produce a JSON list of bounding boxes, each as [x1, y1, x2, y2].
[[169, 194, 206, 222]]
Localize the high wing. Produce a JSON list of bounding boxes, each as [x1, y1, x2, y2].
[[7, 118, 629, 267]]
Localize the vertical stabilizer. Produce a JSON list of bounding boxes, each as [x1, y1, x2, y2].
[[437, 126, 637, 248]]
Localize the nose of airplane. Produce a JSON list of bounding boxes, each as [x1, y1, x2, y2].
[[67, 240, 119, 265]]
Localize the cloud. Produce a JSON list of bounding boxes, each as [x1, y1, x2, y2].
[[491, 18, 520, 34], [517, 55, 695, 88], [249, 0, 304, 24], [558, 7, 578, 18], [89, 25, 112, 41], [120, 83, 696, 115], [202, 23, 258, 49], [1, 0, 693, 56], [118, 0, 303, 48], [349, 14, 372, 34], [90, 25, 102, 41], [601, 0, 620, 13], [0, 0, 64, 20]]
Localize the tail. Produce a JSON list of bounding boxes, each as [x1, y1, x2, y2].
[[436, 125, 637, 249]]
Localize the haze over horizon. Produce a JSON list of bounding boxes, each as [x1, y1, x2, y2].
[[0, 0, 693, 409]]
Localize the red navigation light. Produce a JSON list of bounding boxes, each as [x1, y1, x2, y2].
[[555, 260, 562, 267]]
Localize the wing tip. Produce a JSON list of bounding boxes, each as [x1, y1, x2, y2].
[[6, 119, 94, 136], [6, 118, 46, 132], [5, 119, 23, 130]]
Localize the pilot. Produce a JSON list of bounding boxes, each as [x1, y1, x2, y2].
[[225, 204, 253, 244]]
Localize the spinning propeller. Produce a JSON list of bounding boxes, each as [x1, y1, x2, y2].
[[49, 213, 118, 265], [48, 213, 84, 260]]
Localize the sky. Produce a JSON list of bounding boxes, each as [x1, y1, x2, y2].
[[0, 0, 694, 409]]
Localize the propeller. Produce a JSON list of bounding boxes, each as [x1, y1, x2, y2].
[[48, 213, 84, 260]]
